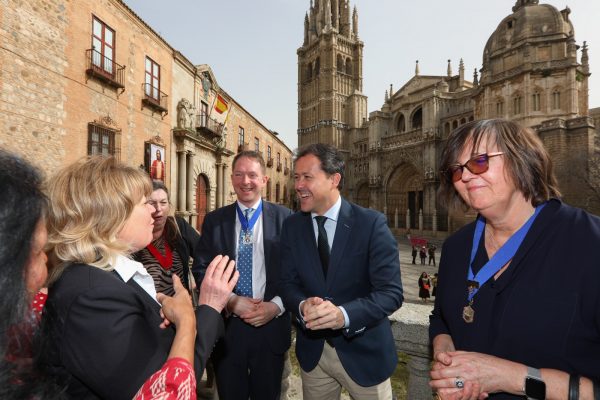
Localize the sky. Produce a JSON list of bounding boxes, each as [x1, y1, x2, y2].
[[124, 0, 600, 150]]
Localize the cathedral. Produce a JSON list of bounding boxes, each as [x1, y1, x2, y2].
[[297, 0, 599, 235]]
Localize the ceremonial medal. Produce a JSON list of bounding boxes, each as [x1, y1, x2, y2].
[[462, 302, 475, 323], [242, 229, 252, 245]]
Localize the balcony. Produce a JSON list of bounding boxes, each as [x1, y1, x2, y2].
[[195, 112, 224, 139], [276, 162, 282, 172], [267, 158, 273, 168], [141, 83, 168, 116], [85, 49, 125, 91]]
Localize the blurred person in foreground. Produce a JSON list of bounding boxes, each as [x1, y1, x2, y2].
[[38, 156, 238, 400], [429, 119, 600, 399]]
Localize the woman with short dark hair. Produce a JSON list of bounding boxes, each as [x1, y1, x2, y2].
[[429, 119, 600, 399]]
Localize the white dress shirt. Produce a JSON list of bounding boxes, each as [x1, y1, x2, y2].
[[113, 254, 159, 304]]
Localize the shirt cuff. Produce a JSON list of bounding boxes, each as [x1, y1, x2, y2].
[[269, 296, 285, 317], [338, 305, 350, 329]]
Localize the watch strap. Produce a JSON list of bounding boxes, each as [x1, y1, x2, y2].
[[527, 366, 542, 380]]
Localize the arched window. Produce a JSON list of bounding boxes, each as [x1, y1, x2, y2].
[[336, 54, 343, 72], [345, 58, 352, 75], [495, 100, 504, 117], [552, 90, 561, 110], [468, 116, 474, 121], [397, 114, 406, 133], [452, 120, 458, 130], [411, 107, 422, 129], [512, 95, 522, 115], [532, 91, 541, 111], [460, 117, 466, 125], [444, 122, 450, 135]]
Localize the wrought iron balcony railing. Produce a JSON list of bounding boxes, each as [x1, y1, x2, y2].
[[85, 48, 125, 89]]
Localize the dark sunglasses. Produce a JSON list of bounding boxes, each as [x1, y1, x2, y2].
[[443, 152, 504, 183]]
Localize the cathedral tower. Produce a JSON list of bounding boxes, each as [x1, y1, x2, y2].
[[297, 0, 367, 150]]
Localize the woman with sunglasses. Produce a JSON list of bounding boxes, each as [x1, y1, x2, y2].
[[429, 119, 600, 399]]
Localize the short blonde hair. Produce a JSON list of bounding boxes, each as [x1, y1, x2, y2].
[[46, 156, 152, 283]]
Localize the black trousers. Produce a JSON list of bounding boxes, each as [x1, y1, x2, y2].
[[213, 317, 285, 400]]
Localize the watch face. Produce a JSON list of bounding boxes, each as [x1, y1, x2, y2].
[[525, 377, 546, 399]]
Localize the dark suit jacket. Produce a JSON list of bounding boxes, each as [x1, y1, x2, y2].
[[39, 263, 224, 400], [280, 198, 404, 387], [192, 201, 292, 354], [430, 199, 600, 398]]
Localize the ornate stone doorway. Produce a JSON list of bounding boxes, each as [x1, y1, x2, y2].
[[386, 163, 422, 229], [195, 174, 209, 232], [355, 182, 370, 208]]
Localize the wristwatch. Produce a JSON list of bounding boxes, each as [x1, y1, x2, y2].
[[523, 366, 546, 399]]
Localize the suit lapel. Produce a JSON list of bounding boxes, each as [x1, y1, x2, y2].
[[223, 203, 237, 258], [327, 199, 352, 289], [262, 202, 274, 266]]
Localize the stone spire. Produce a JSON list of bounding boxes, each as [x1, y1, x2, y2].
[[332, 0, 339, 30], [340, 0, 350, 37], [352, 5, 358, 38], [384, 89, 389, 102], [324, 0, 332, 32], [447, 59, 452, 77], [304, 13, 309, 44], [415, 60, 420, 76], [389, 84, 393, 98], [459, 58, 465, 86], [581, 41, 589, 73], [473, 68, 479, 86]]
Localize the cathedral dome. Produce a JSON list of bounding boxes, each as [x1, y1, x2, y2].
[[483, 0, 574, 61]]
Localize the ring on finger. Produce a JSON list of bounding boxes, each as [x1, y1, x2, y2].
[[454, 377, 464, 389]]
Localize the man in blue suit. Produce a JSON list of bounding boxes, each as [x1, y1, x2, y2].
[[280, 143, 403, 400], [193, 151, 291, 400]]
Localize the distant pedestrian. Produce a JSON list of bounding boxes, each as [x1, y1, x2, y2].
[[428, 244, 437, 266], [411, 246, 417, 264], [419, 246, 427, 265], [418, 272, 430, 302], [431, 273, 438, 297]]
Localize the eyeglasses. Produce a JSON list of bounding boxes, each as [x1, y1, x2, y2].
[[443, 152, 504, 182]]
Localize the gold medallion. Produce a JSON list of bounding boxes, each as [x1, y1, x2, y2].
[[462, 304, 475, 323]]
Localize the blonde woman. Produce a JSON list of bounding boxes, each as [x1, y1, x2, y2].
[[39, 156, 238, 400]]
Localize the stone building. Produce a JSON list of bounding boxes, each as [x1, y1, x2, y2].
[[0, 0, 292, 232], [297, 0, 598, 235]]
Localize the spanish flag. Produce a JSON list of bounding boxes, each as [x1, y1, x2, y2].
[[214, 94, 228, 114]]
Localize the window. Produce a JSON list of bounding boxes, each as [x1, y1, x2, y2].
[[411, 107, 422, 129], [552, 91, 561, 109], [92, 17, 115, 75], [337, 54, 343, 72], [238, 127, 245, 146], [345, 58, 352, 75], [254, 137, 260, 152], [496, 101, 504, 117], [275, 183, 280, 203], [512, 96, 522, 115], [277, 152, 281, 165], [145, 57, 160, 101], [397, 114, 405, 133], [532, 93, 541, 111], [267, 145, 272, 161], [88, 123, 118, 157], [200, 102, 208, 127]]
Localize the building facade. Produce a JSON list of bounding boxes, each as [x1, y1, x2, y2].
[[298, 0, 599, 234], [0, 0, 293, 232]]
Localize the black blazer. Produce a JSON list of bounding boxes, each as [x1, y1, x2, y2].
[[430, 199, 600, 398], [192, 201, 292, 353], [279, 198, 404, 387], [39, 263, 223, 400]]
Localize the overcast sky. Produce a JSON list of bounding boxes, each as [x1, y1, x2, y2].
[[124, 0, 600, 150]]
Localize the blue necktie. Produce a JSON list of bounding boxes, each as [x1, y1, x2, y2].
[[236, 208, 253, 297]]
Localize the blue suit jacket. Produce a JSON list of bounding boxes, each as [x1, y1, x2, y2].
[[192, 200, 292, 353], [280, 198, 403, 386]]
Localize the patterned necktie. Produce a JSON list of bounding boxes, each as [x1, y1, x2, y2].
[[236, 208, 254, 297], [315, 216, 330, 277]]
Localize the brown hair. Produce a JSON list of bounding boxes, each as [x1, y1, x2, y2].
[[151, 179, 181, 247], [232, 150, 266, 174], [438, 119, 561, 212]]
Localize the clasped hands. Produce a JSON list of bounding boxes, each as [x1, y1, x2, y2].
[[301, 296, 345, 330], [227, 295, 280, 327], [430, 350, 521, 400]]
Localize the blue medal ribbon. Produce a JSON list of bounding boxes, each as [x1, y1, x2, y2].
[[235, 201, 263, 238], [467, 202, 546, 302]]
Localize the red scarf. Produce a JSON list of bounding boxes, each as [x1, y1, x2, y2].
[[146, 240, 173, 270]]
